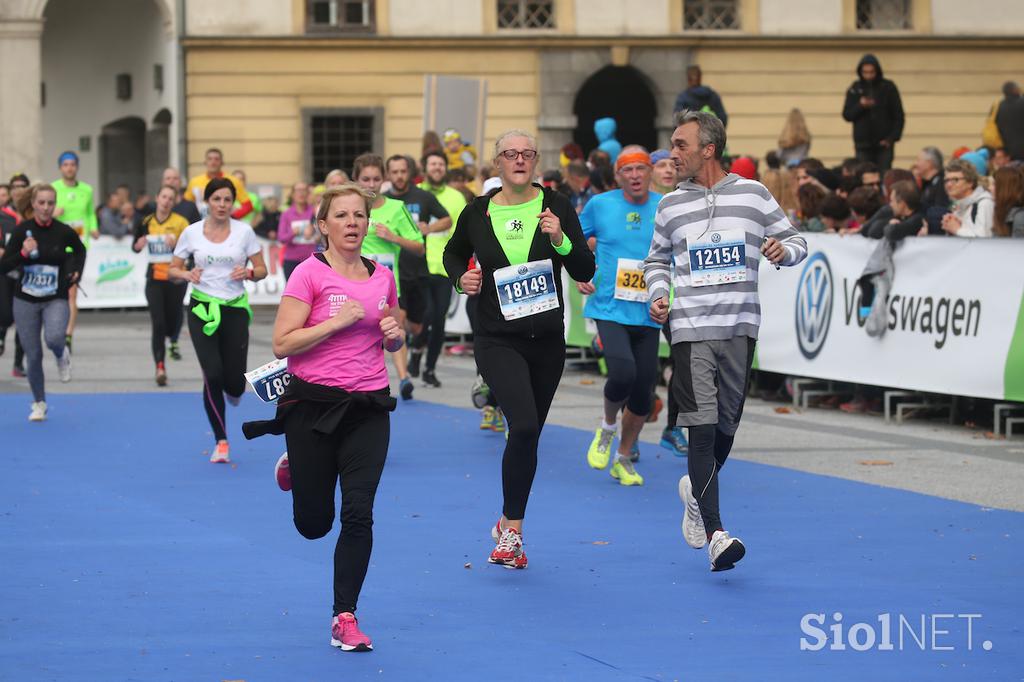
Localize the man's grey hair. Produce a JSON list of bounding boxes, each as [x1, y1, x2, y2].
[[1003, 81, 1020, 98], [921, 146, 943, 172], [673, 110, 726, 160]]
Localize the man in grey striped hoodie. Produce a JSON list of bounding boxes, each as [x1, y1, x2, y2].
[[643, 110, 807, 572]]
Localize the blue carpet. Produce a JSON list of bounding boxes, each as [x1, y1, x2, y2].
[[0, 393, 1021, 681]]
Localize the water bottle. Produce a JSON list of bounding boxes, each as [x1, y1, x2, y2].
[[25, 229, 38, 259]]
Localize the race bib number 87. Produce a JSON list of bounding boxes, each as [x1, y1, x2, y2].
[[244, 358, 292, 403]]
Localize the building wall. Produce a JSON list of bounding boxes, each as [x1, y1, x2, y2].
[[931, 0, 1024, 34], [574, 0, 669, 36], [40, 0, 178, 191], [185, 46, 538, 184], [693, 44, 1024, 168], [760, 0, 843, 34], [389, 0, 483, 36], [185, 0, 292, 36]]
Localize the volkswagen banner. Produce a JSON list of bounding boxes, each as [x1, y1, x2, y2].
[[756, 234, 1024, 402]]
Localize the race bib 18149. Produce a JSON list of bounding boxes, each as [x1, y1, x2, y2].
[[493, 259, 559, 320]]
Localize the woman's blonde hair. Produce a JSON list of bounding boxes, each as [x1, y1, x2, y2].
[[778, 108, 811, 150], [493, 129, 538, 159], [316, 183, 374, 225], [19, 183, 56, 221]]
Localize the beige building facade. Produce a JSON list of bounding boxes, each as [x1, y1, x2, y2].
[[2, 0, 1023, 191]]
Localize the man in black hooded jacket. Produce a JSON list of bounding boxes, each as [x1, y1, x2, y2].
[[842, 54, 904, 171]]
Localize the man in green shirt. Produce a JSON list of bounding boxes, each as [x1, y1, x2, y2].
[[53, 151, 98, 351], [232, 169, 262, 226], [353, 153, 425, 400]]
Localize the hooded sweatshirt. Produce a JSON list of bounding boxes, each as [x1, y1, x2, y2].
[[643, 174, 807, 343], [842, 54, 905, 149], [594, 118, 622, 164], [674, 85, 728, 127], [951, 186, 994, 238]]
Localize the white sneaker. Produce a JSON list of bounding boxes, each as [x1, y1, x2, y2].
[[708, 529, 745, 572], [678, 475, 707, 549], [57, 347, 72, 383], [29, 401, 47, 422]]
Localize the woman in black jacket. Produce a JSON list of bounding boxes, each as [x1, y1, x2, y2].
[[443, 130, 595, 569]]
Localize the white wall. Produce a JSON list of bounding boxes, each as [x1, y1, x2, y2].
[[931, 0, 1024, 34], [185, 0, 291, 36], [759, 0, 842, 34], [389, 0, 483, 35], [41, 0, 177, 192], [575, 0, 669, 35]]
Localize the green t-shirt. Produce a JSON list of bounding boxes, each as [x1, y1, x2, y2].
[[488, 193, 545, 265], [419, 182, 467, 277], [53, 179, 97, 246], [235, 191, 262, 225], [363, 196, 423, 294]]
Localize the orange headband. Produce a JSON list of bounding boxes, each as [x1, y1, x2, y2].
[[615, 151, 652, 171]]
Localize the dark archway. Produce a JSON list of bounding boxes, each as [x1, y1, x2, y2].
[[99, 116, 146, 199], [146, 109, 172, 193], [573, 66, 658, 156]]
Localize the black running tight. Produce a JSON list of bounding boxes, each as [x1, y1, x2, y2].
[[187, 303, 249, 442], [475, 334, 565, 521], [145, 280, 187, 364], [285, 401, 389, 616]]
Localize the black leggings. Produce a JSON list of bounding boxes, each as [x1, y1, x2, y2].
[[145, 280, 187, 364], [418, 275, 452, 372], [687, 424, 736, 535], [475, 334, 564, 520], [285, 400, 389, 616], [596, 320, 659, 416], [187, 302, 249, 442]]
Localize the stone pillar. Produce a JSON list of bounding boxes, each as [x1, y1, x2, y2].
[[538, 48, 610, 167], [0, 17, 44, 181], [631, 48, 693, 150]]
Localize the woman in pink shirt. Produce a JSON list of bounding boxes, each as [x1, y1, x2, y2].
[[261, 184, 403, 652], [277, 181, 318, 280]]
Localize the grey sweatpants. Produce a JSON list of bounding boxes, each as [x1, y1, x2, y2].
[[13, 297, 69, 402], [669, 336, 756, 436]]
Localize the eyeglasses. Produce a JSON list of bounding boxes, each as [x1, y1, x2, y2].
[[944, 176, 965, 184], [499, 149, 538, 161], [11, 183, 27, 189]]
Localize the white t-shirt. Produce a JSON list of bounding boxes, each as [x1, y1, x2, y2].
[[174, 219, 261, 300]]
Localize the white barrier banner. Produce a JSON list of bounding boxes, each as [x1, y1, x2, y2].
[[757, 234, 1024, 401], [77, 236, 149, 308], [78, 236, 287, 308]]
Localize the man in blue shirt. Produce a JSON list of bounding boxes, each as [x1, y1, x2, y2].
[[577, 146, 663, 487]]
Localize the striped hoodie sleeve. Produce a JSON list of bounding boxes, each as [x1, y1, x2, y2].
[[643, 198, 674, 303]]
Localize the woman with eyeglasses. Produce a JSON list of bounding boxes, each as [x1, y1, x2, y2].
[[443, 130, 595, 569]]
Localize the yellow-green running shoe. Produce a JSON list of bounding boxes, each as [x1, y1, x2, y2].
[[610, 457, 644, 486], [491, 408, 506, 433], [587, 427, 615, 470], [480, 406, 495, 430]]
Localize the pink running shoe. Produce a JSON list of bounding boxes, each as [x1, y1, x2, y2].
[[275, 452, 291, 491], [210, 440, 230, 463], [331, 612, 373, 652]]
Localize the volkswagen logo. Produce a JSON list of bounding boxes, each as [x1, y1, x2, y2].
[[517, 265, 529, 275], [711, 232, 721, 243], [794, 252, 833, 359]]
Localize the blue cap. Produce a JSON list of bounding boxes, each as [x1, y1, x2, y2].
[[58, 151, 79, 166], [650, 149, 670, 164]]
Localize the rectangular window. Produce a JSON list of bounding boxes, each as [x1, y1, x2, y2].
[[307, 0, 375, 33], [497, 0, 556, 29], [304, 109, 383, 183], [856, 0, 911, 30], [683, 0, 739, 31]]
